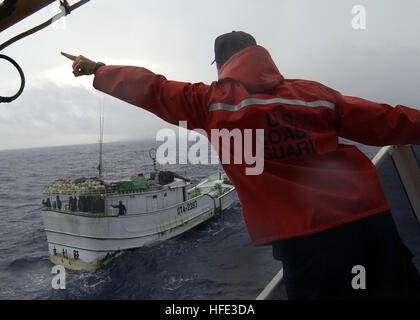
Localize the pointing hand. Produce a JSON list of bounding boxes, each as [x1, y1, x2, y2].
[[61, 51, 97, 77]]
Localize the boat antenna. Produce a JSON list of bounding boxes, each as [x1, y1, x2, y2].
[[149, 148, 157, 172], [97, 101, 104, 180]]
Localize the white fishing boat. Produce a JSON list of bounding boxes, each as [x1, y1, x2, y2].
[[41, 165, 236, 270], [40, 103, 236, 270]]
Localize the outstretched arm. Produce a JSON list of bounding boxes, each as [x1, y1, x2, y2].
[[324, 85, 420, 146], [61, 52, 210, 130]]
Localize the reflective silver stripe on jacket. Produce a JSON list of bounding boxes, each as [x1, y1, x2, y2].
[[209, 98, 335, 112]]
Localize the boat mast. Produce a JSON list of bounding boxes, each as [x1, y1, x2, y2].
[[217, 154, 222, 180], [98, 105, 104, 180], [149, 148, 157, 172]]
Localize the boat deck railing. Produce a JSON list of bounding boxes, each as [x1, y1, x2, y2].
[[256, 144, 420, 300], [41, 207, 118, 217]]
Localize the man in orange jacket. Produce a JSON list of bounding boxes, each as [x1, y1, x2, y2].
[[62, 31, 420, 299]]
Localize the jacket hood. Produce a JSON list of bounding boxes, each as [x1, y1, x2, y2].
[[217, 45, 284, 93]]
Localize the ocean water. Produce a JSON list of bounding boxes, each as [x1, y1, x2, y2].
[[3, 138, 417, 300], [0, 140, 283, 300]]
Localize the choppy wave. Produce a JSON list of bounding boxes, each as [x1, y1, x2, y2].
[[0, 140, 280, 300]]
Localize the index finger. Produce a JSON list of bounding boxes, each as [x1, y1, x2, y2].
[[61, 51, 77, 61]]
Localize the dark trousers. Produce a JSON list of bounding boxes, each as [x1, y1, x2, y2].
[[272, 211, 420, 300]]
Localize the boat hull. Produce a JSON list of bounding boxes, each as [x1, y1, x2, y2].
[[42, 188, 236, 270]]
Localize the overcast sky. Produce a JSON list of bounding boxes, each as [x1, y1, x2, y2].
[[0, 0, 419, 150]]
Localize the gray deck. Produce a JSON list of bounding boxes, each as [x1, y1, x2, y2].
[[377, 145, 420, 271]]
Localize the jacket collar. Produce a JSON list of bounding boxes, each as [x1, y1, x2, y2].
[[217, 45, 284, 93]]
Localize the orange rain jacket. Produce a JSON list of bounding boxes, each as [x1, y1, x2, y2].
[[93, 45, 420, 245]]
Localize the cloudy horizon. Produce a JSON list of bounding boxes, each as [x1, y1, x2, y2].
[[1, 0, 419, 151]]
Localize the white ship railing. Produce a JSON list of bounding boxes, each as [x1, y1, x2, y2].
[[256, 144, 420, 300]]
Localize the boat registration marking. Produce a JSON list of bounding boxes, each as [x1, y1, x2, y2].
[[177, 200, 198, 215]]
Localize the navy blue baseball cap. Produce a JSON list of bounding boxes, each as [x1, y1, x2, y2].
[[211, 31, 257, 67]]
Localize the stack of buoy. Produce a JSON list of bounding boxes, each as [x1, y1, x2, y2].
[[42, 178, 106, 195]]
